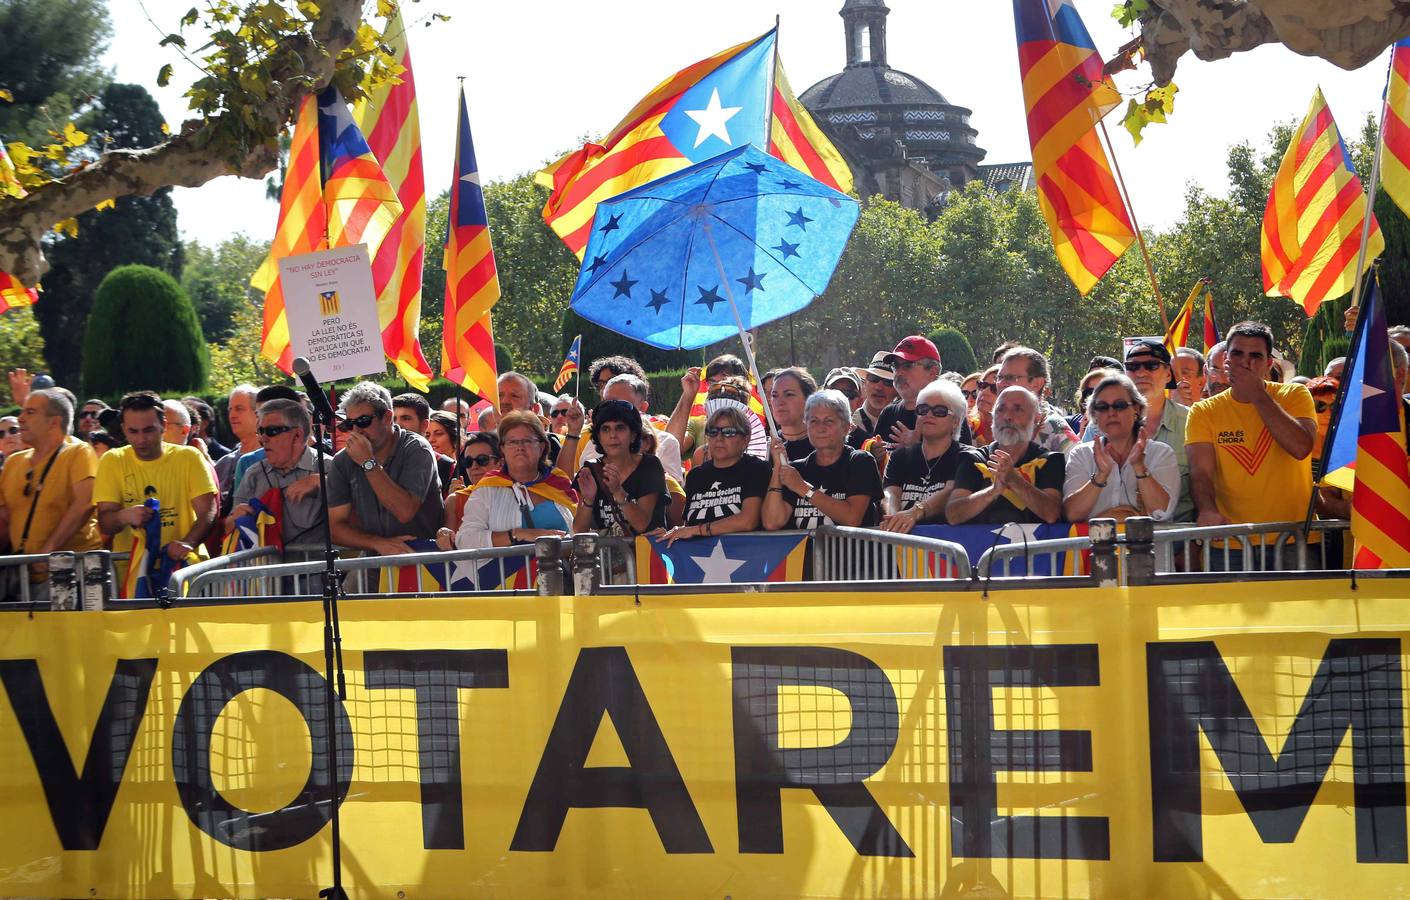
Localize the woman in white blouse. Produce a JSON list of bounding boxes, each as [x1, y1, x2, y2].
[[1063, 373, 1179, 522]]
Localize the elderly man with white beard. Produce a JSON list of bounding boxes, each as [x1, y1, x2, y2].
[[946, 386, 1065, 525]]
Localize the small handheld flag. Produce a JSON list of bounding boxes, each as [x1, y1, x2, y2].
[[1163, 281, 1200, 357], [554, 335, 582, 392], [1202, 290, 1222, 348]]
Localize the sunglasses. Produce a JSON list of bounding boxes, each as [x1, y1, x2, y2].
[[1314, 399, 1334, 414], [832, 387, 859, 400], [549, 409, 574, 418], [2, 426, 18, 436], [1091, 400, 1135, 413], [962, 390, 978, 401], [1124, 360, 1166, 373], [78, 410, 101, 420], [256, 425, 294, 437], [978, 381, 998, 394], [337, 414, 378, 432], [865, 373, 892, 385], [705, 426, 747, 438], [915, 403, 952, 419], [465, 454, 499, 467]]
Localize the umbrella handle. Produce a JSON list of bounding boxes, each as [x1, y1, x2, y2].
[[702, 222, 781, 443]]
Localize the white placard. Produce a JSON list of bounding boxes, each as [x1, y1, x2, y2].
[[278, 245, 385, 383]]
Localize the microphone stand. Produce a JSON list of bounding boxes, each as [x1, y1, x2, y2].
[[311, 401, 348, 900]]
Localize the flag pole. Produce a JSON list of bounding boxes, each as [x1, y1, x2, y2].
[[1098, 120, 1169, 331], [1343, 57, 1395, 322], [702, 222, 779, 437]]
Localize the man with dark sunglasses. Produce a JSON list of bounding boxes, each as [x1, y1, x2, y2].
[[226, 399, 324, 545], [327, 381, 443, 556], [847, 351, 898, 449], [75, 400, 108, 438], [1094, 340, 1192, 519]]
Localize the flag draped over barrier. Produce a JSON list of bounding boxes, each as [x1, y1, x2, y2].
[[440, 85, 501, 407], [1011, 0, 1134, 295], [537, 28, 851, 259], [1261, 88, 1382, 315], [354, 8, 435, 390], [634, 533, 808, 584]]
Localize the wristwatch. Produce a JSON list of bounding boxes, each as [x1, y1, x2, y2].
[[362, 458, 378, 472], [804, 487, 816, 501]]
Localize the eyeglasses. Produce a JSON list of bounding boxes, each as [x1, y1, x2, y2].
[[996, 373, 1031, 385], [962, 390, 977, 401], [896, 360, 934, 372], [865, 373, 892, 385], [1314, 399, 1334, 414], [705, 426, 747, 438], [336, 414, 377, 432], [1091, 400, 1135, 413], [915, 403, 952, 419], [77, 411, 100, 420], [504, 437, 541, 449], [549, 409, 574, 418], [1, 426, 18, 435], [1124, 360, 1165, 373], [465, 454, 499, 467], [978, 381, 998, 394], [256, 425, 295, 437]]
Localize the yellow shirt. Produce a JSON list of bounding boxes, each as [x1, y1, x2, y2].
[[1186, 382, 1316, 528], [93, 443, 218, 561], [0, 437, 100, 557]]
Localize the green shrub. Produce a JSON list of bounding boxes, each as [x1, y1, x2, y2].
[[560, 307, 698, 374], [928, 326, 978, 375], [82, 265, 210, 396]]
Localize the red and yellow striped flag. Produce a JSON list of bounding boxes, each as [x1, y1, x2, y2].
[[253, 95, 326, 373], [768, 57, 853, 197], [1261, 88, 1382, 315], [355, 8, 434, 390], [1162, 280, 1203, 357], [1013, 0, 1135, 296], [1379, 39, 1410, 218], [0, 270, 36, 313], [440, 86, 500, 407]]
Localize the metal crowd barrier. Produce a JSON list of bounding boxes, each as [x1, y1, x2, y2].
[[976, 518, 1352, 582], [812, 525, 972, 581], [168, 540, 565, 601], [0, 550, 129, 609]]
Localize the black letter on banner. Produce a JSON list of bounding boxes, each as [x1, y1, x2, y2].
[[510, 646, 710, 852], [0, 657, 157, 849], [364, 649, 508, 850], [732, 646, 913, 857], [172, 650, 354, 851], [944, 644, 1108, 860], [1147, 639, 1406, 863]]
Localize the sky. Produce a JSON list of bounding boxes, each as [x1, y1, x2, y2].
[[104, 0, 1395, 248]]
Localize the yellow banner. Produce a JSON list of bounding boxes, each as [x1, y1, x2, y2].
[[2, 581, 1409, 898]]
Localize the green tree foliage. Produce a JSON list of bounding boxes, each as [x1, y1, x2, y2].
[[928, 326, 977, 375], [0, 306, 47, 405], [0, 0, 112, 147], [560, 307, 697, 376], [33, 83, 183, 384], [82, 265, 209, 395], [182, 234, 268, 341]]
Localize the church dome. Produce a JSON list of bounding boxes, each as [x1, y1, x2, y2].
[[801, 66, 950, 111]]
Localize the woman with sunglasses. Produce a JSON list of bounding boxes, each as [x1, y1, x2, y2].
[[658, 402, 770, 545], [572, 400, 667, 537], [968, 364, 1000, 446], [879, 380, 967, 532], [1062, 374, 1179, 522], [436, 433, 503, 549], [454, 412, 577, 550]]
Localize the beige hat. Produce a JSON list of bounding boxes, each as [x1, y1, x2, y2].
[[854, 350, 895, 384]]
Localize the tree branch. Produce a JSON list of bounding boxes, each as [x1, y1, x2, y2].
[[0, 0, 366, 284]]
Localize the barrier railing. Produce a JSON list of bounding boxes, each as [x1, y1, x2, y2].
[[812, 525, 972, 581], [975, 518, 1352, 582], [0, 549, 129, 608]]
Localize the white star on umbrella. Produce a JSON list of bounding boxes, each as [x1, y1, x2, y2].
[[684, 88, 743, 149], [689, 540, 746, 583]]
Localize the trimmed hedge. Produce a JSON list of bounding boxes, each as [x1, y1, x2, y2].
[[82, 265, 210, 396]]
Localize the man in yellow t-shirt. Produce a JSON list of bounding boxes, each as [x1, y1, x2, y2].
[[0, 390, 101, 599], [94, 392, 218, 588], [1186, 322, 1316, 567]]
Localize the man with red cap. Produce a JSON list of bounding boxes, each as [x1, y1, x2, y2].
[[874, 336, 974, 450]]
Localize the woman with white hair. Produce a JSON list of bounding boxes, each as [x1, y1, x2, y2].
[[762, 389, 882, 530], [879, 379, 967, 532], [1063, 373, 1179, 522]]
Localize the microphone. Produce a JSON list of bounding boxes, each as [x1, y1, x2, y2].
[[292, 356, 337, 425]]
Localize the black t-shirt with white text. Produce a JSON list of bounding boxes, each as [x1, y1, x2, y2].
[[684, 454, 771, 523], [782, 448, 883, 530], [883, 441, 963, 524], [590, 454, 668, 535], [952, 441, 1066, 525]]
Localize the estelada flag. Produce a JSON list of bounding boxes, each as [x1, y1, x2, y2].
[[1261, 88, 1382, 315], [634, 533, 807, 585], [378, 539, 538, 592], [1012, 0, 1134, 295], [537, 28, 851, 258], [554, 335, 581, 392]]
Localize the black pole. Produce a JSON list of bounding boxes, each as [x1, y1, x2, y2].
[[311, 398, 348, 900]]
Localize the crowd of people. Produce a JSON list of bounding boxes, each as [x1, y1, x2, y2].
[[2, 316, 1408, 598]]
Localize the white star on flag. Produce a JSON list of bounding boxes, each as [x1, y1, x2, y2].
[[992, 523, 1045, 545], [690, 540, 746, 583], [684, 88, 743, 149], [461, 171, 482, 187]]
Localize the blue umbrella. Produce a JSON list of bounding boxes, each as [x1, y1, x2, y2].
[[568, 145, 859, 430]]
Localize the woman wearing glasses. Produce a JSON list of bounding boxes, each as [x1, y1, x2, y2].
[[571, 400, 667, 537], [454, 411, 577, 549], [436, 433, 503, 549], [968, 364, 1000, 446], [657, 401, 770, 545], [1062, 374, 1179, 523], [879, 380, 967, 532]]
